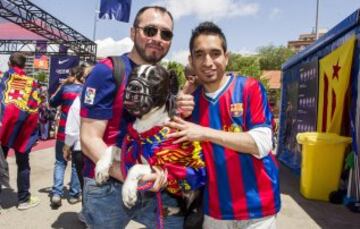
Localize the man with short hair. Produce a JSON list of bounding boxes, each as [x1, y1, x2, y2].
[[0, 52, 41, 210], [80, 6, 194, 228], [167, 22, 281, 228]]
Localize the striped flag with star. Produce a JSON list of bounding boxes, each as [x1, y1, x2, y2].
[[317, 36, 356, 133]]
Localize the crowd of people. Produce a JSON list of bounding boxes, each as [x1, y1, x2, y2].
[[0, 5, 280, 229]]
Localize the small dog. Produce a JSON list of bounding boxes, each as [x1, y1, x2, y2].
[[95, 64, 206, 211]]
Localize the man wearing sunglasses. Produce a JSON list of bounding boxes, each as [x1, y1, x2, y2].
[[80, 6, 194, 229]]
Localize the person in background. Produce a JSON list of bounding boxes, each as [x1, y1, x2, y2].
[[166, 22, 281, 228], [38, 92, 50, 140], [183, 64, 199, 94], [0, 52, 41, 210], [49, 65, 86, 207], [62, 62, 93, 224]]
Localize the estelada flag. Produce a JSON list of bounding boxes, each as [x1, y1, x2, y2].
[[317, 36, 356, 133], [0, 69, 41, 153]]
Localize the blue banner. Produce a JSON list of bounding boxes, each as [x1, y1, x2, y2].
[[99, 0, 131, 22], [35, 40, 47, 53], [49, 56, 79, 96], [59, 44, 68, 55]]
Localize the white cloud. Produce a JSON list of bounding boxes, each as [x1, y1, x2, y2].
[[169, 50, 190, 65], [269, 8, 281, 19], [236, 47, 258, 56], [95, 37, 133, 58], [155, 0, 259, 20]]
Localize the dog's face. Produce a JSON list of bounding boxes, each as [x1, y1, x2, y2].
[[124, 64, 178, 118]]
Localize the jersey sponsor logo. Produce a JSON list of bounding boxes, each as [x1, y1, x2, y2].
[[84, 87, 96, 105], [230, 103, 243, 117]]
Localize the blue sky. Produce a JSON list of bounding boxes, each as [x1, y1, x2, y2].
[[2, 0, 360, 65]]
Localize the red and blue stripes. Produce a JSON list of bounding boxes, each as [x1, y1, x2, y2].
[[0, 68, 40, 153], [50, 83, 83, 141], [191, 74, 280, 220], [80, 54, 136, 178]]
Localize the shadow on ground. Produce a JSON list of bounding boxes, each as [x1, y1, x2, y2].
[[38, 186, 52, 195], [39, 186, 79, 210], [51, 211, 86, 229], [280, 163, 360, 229], [0, 187, 17, 209]]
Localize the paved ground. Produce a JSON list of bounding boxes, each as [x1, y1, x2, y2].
[[0, 143, 359, 228]]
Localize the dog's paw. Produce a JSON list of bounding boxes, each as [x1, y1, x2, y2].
[[122, 179, 138, 208], [121, 164, 152, 208], [95, 147, 114, 185], [95, 159, 110, 185]]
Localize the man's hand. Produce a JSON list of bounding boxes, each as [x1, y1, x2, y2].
[[141, 166, 168, 192], [182, 78, 198, 95], [176, 92, 195, 118], [63, 144, 72, 161], [165, 116, 206, 144]]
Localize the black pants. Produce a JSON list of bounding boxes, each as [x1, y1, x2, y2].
[[1, 146, 31, 203], [72, 150, 84, 191]]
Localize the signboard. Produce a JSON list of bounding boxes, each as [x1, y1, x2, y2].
[[296, 60, 319, 133], [48, 55, 79, 95]]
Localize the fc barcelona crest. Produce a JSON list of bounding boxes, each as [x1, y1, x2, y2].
[[230, 103, 243, 117], [3, 73, 39, 113]]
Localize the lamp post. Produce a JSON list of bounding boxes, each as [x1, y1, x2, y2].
[[315, 0, 320, 40], [93, 0, 100, 41]]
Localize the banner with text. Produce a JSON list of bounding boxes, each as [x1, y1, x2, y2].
[[49, 55, 79, 96]]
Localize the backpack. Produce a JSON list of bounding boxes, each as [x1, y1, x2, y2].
[[109, 56, 125, 89]]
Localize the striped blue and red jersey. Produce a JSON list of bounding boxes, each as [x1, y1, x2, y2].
[[49, 83, 83, 141], [191, 74, 281, 220], [80, 54, 136, 178], [0, 67, 40, 153], [121, 125, 206, 195]]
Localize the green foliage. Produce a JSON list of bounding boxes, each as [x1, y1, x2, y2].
[[33, 71, 48, 83], [257, 45, 295, 70], [227, 53, 259, 75], [164, 61, 186, 87]]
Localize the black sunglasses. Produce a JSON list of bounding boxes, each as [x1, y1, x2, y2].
[[136, 25, 173, 41]]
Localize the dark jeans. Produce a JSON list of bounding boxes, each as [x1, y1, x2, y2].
[[1, 146, 31, 203]]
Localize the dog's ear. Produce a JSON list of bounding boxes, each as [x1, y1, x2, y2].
[[167, 69, 179, 118]]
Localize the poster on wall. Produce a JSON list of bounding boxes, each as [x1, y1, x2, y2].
[[295, 60, 319, 133], [34, 41, 49, 70], [48, 55, 79, 96], [278, 68, 301, 171]]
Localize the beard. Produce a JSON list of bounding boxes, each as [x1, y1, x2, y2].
[[134, 39, 170, 64]]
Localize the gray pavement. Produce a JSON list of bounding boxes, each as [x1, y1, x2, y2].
[[0, 147, 359, 228]]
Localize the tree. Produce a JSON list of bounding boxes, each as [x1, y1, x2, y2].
[[164, 61, 186, 87], [257, 45, 295, 70], [33, 71, 48, 83]]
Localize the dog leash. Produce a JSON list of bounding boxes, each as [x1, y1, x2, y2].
[[121, 135, 165, 229]]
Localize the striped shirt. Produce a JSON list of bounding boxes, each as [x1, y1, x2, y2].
[[191, 74, 281, 220], [49, 83, 83, 141]]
